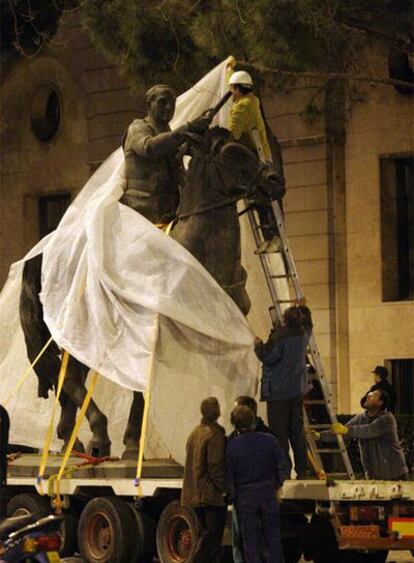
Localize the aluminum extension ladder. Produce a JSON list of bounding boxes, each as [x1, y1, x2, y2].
[[248, 128, 355, 480]]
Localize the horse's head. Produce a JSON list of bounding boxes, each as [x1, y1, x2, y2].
[[220, 140, 286, 201]]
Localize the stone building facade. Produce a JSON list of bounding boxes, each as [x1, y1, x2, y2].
[[1, 13, 412, 414]]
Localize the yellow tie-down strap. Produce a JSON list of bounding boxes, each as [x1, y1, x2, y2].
[[49, 370, 99, 512], [37, 350, 70, 496], [134, 316, 160, 496], [133, 220, 173, 493], [4, 336, 54, 407]]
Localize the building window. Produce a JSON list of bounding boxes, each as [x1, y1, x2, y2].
[[388, 359, 414, 416], [31, 87, 61, 142], [38, 193, 71, 238], [380, 156, 414, 301]]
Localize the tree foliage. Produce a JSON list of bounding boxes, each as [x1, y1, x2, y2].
[[80, 0, 413, 93], [0, 0, 77, 59], [1, 0, 412, 100]]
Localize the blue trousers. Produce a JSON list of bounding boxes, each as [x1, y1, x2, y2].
[[236, 483, 285, 563], [232, 507, 245, 563]]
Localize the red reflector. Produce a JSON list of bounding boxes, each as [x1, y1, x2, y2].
[[36, 534, 61, 551]]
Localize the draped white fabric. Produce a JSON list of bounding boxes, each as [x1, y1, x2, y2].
[[0, 59, 280, 462]]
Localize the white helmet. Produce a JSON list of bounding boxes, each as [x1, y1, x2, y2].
[[229, 70, 253, 87]]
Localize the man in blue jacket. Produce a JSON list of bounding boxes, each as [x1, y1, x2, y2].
[[227, 405, 290, 563], [255, 306, 311, 478]]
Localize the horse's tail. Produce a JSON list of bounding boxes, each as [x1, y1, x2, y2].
[[19, 254, 62, 399]]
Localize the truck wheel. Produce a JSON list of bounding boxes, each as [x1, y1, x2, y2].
[[7, 493, 51, 517], [128, 503, 157, 562], [78, 497, 138, 563], [156, 501, 200, 562], [59, 509, 79, 557]]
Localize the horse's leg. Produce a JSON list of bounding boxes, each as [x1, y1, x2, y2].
[[62, 356, 111, 457], [122, 391, 145, 460], [57, 392, 85, 453]]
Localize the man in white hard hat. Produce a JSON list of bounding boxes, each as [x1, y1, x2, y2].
[[227, 57, 283, 254]]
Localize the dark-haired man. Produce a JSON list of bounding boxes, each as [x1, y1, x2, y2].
[[229, 395, 271, 440], [181, 397, 227, 562], [228, 396, 272, 563], [226, 405, 289, 563], [256, 306, 311, 478], [360, 365, 394, 411], [318, 389, 408, 481]]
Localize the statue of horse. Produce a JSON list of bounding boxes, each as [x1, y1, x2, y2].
[[172, 126, 285, 314], [19, 128, 284, 458]]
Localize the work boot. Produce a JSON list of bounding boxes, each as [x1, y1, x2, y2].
[[265, 236, 283, 253], [254, 240, 269, 255]]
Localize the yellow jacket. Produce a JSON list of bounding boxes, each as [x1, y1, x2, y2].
[[228, 93, 272, 161]]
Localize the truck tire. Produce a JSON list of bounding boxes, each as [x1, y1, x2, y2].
[[7, 493, 51, 517], [128, 503, 157, 562], [78, 497, 138, 563], [156, 501, 200, 562], [59, 509, 79, 557]]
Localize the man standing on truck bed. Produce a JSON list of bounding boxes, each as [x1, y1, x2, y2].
[[181, 397, 228, 562], [318, 389, 408, 480]]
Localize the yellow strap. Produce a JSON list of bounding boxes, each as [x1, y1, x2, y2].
[[4, 336, 53, 406], [37, 350, 70, 495], [57, 370, 99, 481], [49, 370, 99, 508], [307, 449, 326, 480], [134, 316, 159, 495]]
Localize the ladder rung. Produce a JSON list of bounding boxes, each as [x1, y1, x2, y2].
[[270, 274, 290, 279], [278, 299, 296, 303], [307, 423, 331, 428], [255, 224, 273, 229], [325, 472, 349, 478], [315, 448, 342, 454]]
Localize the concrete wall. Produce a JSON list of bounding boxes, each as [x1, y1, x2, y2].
[[262, 84, 345, 408], [0, 12, 141, 286], [345, 79, 414, 411]]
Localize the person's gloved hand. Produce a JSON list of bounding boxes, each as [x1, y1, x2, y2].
[[331, 422, 348, 435], [226, 55, 237, 69], [308, 429, 321, 440], [223, 492, 233, 505], [187, 109, 213, 134]]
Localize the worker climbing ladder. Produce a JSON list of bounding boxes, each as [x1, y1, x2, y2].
[[248, 128, 355, 480]]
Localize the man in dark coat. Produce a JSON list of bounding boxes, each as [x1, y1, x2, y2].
[[181, 397, 227, 562], [255, 306, 311, 478], [360, 365, 394, 411], [227, 405, 290, 563], [228, 396, 272, 563]]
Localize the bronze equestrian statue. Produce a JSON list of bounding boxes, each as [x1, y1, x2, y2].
[[19, 85, 210, 458], [19, 89, 284, 458]]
